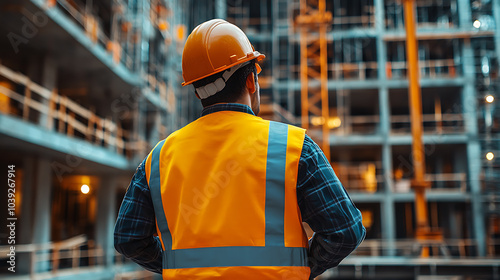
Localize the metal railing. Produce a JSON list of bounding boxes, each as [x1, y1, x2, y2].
[[54, 0, 110, 47], [284, 59, 457, 81], [387, 59, 459, 79], [0, 235, 154, 279], [332, 115, 380, 135], [330, 61, 379, 80], [51, 0, 137, 69], [353, 238, 480, 258], [287, 62, 379, 81], [393, 173, 467, 192], [0, 62, 147, 158], [391, 113, 465, 134], [332, 162, 384, 193], [329, 161, 466, 193]]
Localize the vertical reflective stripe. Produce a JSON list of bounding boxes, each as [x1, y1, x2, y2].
[[265, 121, 288, 246], [149, 140, 173, 260]]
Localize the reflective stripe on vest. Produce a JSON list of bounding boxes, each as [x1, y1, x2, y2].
[[149, 121, 307, 270]]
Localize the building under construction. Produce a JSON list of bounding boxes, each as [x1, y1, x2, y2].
[[0, 0, 499, 279]]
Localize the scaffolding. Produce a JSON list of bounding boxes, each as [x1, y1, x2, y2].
[[224, 0, 500, 271], [296, 0, 332, 159]]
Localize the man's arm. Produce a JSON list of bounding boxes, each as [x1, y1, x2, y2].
[[297, 135, 366, 278], [114, 160, 163, 273]]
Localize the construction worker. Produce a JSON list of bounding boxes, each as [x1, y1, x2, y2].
[[114, 19, 365, 279]]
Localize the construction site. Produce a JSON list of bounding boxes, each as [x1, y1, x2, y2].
[[0, 0, 499, 279]]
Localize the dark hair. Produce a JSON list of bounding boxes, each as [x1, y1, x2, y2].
[[193, 60, 257, 107]]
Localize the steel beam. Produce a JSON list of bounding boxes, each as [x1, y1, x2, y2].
[[403, 0, 440, 256]]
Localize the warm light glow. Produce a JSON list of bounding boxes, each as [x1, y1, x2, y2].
[[81, 184, 90, 194], [310, 116, 324, 126], [473, 20, 481, 28], [176, 24, 187, 41], [486, 95, 495, 103], [310, 116, 342, 129], [158, 21, 168, 31], [486, 152, 495, 161], [360, 210, 374, 229], [327, 117, 342, 129]]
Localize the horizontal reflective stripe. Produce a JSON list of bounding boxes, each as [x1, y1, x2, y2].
[[163, 246, 308, 269]]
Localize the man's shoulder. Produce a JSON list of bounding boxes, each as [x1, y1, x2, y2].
[[301, 134, 318, 152], [267, 120, 306, 133]]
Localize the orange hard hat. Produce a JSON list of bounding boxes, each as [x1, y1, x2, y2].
[[181, 19, 265, 92]]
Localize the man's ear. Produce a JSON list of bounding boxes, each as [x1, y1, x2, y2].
[[246, 73, 256, 94]]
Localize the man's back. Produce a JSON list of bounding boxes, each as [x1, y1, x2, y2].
[[144, 109, 310, 279]]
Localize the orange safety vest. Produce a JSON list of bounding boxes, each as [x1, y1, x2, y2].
[[145, 110, 310, 279]]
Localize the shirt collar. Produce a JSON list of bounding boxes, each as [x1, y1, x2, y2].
[[201, 103, 255, 117]]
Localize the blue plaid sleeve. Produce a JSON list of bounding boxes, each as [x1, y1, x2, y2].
[[114, 159, 162, 274], [297, 135, 366, 278]]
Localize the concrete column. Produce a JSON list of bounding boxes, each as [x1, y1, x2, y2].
[[375, 0, 387, 81], [467, 141, 486, 256], [435, 156, 444, 189], [31, 158, 53, 272], [39, 56, 57, 128], [150, 111, 160, 145], [19, 157, 35, 244], [493, 0, 500, 66], [17, 157, 36, 274], [447, 204, 461, 239], [379, 88, 390, 135], [460, 20, 486, 256], [215, 0, 227, 19], [133, 96, 147, 161], [381, 143, 396, 256], [456, 0, 472, 28], [461, 39, 478, 137], [375, 0, 396, 256], [95, 177, 117, 266], [270, 0, 282, 112]]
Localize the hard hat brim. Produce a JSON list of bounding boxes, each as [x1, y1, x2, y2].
[[182, 51, 265, 86]]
